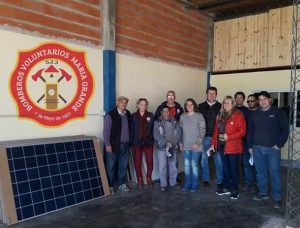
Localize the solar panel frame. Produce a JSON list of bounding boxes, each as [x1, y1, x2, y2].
[[0, 136, 110, 225]]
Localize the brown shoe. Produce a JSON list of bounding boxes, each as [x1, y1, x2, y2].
[[109, 187, 115, 195], [147, 178, 153, 187], [138, 179, 143, 189]]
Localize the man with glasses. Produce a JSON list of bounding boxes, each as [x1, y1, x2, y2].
[[242, 94, 259, 192], [247, 91, 289, 209], [247, 94, 259, 111], [155, 90, 184, 120]]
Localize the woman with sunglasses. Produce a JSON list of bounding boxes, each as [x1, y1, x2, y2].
[[209, 96, 246, 199]]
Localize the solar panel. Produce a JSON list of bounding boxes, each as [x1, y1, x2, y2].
[[0, 136, 110, 225]]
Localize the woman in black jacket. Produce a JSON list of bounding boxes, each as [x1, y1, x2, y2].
[[131, 98, 155, 189]]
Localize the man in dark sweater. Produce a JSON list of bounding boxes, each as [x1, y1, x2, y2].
[[247, 94, 259, 111], [198, 86, 223, 189], [103, 96, 131, 194], [234, 91, 252, 192], [247, 91, 289, 209], [155, 90, 184, 120], [242, 94, 259, 192], [155, 91, 184, 185], [234, 91, 249, 117]]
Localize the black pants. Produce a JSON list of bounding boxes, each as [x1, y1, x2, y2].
[[219, 143, 240, 193]]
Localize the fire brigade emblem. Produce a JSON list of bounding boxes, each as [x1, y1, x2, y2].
[[10, 43, 94, 126]]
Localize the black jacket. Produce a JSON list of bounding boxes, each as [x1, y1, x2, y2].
[[154, 101, 184, 120], [198, 101, 221, 137], [108, 107, 131, 152], [131, 111, 155, 146], [247, 106, 289, 148]]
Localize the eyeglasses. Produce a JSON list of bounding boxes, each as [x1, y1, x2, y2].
[[167, 95, 175, 99], [223, 101, 232, 105], [247, 100, 255, 103]]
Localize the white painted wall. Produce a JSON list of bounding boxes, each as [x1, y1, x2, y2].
[[210, 70, 290, 100], [116, 53, 207, 113]]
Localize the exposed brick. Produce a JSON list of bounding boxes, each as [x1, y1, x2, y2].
[[45, 0, 100, 17], [115, 0, 208, 68], [0, 0, 208, 68], [40, 3, 101, 27], [0, 17, 100, 45], [116, 10, 205, 49], [116, 45, 201, 68], [0, 2, 101, 45], [117, 1, 206, 38], [117, 24, 205, 57], [137, 0, 208, 32], [116, 34, 157, 53], [78, 0, 101, 6]]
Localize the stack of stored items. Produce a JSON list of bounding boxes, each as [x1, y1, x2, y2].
[[127, 150, 137, 183], [0, 136, 110, 225]]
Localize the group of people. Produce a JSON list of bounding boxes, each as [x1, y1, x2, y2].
[[103, 87, 289, 209]]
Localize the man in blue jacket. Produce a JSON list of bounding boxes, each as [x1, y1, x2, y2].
[[247, 91, 289, 209]]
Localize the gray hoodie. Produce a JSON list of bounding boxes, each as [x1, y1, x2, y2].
[[153, 116, 182, 150]]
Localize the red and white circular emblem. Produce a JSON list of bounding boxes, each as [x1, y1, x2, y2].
[[10, 43, 94, 127]]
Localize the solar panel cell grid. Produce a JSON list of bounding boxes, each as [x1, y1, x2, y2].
[[6, 139, 104, 222]]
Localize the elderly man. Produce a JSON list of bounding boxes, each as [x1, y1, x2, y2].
[[247, 91, 289, 209], [103, 96, 131, 194]]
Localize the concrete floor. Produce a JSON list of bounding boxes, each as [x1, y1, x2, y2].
[[1, 169, 287, 228]]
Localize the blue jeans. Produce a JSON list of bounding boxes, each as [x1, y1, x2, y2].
[[242, 143, 255, 185], [253, 145, 281, 201], [219, 144, 240, 192], [201, 136, 223, 185], [105, 142, 130, 187], [183, 150, 201, 190]]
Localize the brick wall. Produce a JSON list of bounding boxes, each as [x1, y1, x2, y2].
[[0, 0, 208, 68], [116, 0, 208, 68], [0, 0, 101, 45]]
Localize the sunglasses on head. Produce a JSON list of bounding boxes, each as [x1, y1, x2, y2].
[[247, 100, 255, 103]]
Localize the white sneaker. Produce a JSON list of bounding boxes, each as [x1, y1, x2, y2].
[[109, 187, 115, 195], [118, 184, 130, 192]]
